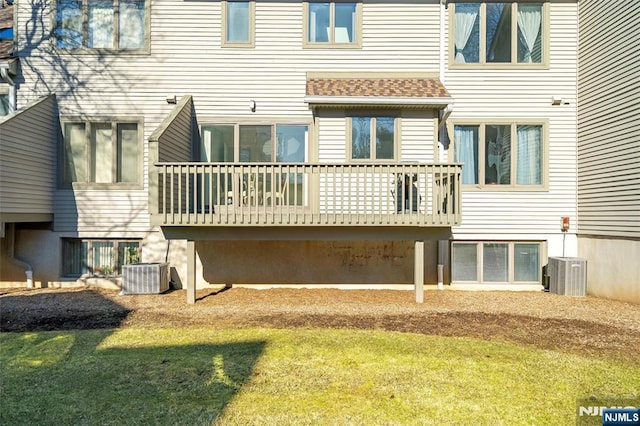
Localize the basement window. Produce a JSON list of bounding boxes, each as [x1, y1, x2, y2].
[[451, 241, 541, 284], [62, 239, 140, 277]]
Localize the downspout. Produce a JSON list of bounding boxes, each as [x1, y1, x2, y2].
[[437, 0, 448, 290], [439, 0, 446, 86], [5, 223, 33, 288]]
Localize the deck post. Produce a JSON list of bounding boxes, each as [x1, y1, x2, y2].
[[187, 240, 196, 304], [414, 240, 424, 303]]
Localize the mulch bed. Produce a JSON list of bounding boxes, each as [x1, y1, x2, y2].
[[1, 287, 639, 365]]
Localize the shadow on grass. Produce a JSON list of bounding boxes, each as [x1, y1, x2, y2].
[[0, 290, 266, 424]]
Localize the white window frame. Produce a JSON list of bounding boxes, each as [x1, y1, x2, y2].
[[451, 241, 545, 284], [449, 1, 549, 69]]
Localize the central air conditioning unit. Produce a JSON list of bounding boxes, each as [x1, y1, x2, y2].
[[121, 263, 170, 295], [547, 257, 587, 296]]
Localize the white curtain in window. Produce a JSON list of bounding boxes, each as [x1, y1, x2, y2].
[[454, 126, 478, 184], [516, 125, 542, 185], [88, 1, 113, 48], [309, 10, 317, 41], [120, 0, 145, 48], [517, 4, 542, 63], [454, 8, 478, 63]]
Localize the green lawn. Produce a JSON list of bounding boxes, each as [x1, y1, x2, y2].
[[1, 328, 638, 425]]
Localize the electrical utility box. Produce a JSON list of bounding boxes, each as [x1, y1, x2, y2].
[[548, 257, 587, 296]]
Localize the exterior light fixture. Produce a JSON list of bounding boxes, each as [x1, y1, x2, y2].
[[166, 95, 177, 104], [551, 97, 563, 106], [250, 99, 256, 112]]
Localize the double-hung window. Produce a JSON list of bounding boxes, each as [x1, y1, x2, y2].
[[305, 1, 361, 47], [222, 0, 255, 47], [349, 115, 397, 161], [452, 241, 542, 284], [62, 119, 141, 187], [452, 121, 546, 189], [55, 0, 148, 51], [451, 2, 547, 66]]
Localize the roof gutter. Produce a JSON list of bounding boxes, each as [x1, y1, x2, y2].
[[304, 96, 454, 107]]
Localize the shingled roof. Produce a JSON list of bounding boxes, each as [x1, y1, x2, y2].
[[305, 75, 453, 108], [307, 77, 450, 99], [0, 3, 14, 61]]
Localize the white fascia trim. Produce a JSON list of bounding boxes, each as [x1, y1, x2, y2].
[[304, 96, 454, 107], [0, 65, 14, 85]]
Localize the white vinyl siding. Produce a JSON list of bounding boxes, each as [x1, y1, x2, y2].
[[399, 110, 436, 163], [577, 1, 640, 238], [15, 0, 443, 234], [444, 1, 578, 238], [53, 189, 150, 234], [14, 0, 577, 245]]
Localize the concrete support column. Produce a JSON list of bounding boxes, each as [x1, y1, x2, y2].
[[414, 240, 424, 303], [187, 240, 196, 304]]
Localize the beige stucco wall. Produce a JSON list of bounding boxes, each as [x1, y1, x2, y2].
[[0, 229, 61, 286], [578, 236, 640, 304], [193, 240, 438, 288]]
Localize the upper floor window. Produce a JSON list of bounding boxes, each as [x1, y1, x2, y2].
[[452, 121, 546, 189], [349, 116, 397, 161], [451, 2, 546, 67], [0, 92, 9, 116], [62, 119, 141, 187], [304, 1, 361, 47], [222, 0, 255, 47], [55, 0, 148, 51]]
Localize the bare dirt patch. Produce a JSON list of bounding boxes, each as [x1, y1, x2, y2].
[[1, 287, 639, 364]]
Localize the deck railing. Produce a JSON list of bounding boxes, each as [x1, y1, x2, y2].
[[150, 163, 461, 227]]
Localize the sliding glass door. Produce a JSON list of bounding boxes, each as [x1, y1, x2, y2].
[[201, 123, 308, 207]]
